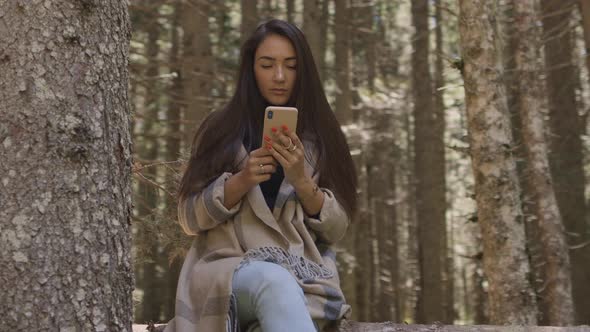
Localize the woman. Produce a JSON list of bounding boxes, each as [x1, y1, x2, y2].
[[164, 19, 357, 332]]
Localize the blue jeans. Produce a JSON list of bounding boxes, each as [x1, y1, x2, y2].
[[232, 261, 320, 332]]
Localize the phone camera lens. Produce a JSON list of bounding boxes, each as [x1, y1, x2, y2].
[[268, 111, 273, 119]]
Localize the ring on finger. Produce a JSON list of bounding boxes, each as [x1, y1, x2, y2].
[[288, 144, 297, 151], [259, 163, 264, 173], [282, 137, 294, 150]]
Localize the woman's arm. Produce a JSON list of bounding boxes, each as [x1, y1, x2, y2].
[[293, 176, 324, 216], [222, 171, 252, 209]]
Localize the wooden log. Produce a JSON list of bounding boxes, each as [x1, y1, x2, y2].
[[132, 320, 590, 332]]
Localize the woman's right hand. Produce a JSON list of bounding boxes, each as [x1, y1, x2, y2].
[[237, 147, 278, 188]]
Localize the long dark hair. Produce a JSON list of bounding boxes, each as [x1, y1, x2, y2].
[[178, 19, 358, 219]]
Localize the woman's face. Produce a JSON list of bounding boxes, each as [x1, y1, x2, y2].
[[254, 34, 297, 106]]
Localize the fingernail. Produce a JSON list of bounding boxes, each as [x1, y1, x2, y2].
[[264, 135, 271, 142], [282, 125, 288, 131], [271, 127, 277, 133], [266, 144, 272, 149]]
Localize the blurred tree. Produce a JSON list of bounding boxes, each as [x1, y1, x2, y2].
[[512, 0, 574, 324], [135, 0, 164, 323], [162, 0, 185, 322], [433, 0, 453, 324], [412, 0, 446, 323], [241, 0, 259, 44], [181, 0, 213, 147], [334, 0, 353, 123], [541, 0, 590, 324]]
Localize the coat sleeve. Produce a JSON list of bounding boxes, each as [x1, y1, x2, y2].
[[303, 187, 350, 245], [177, 172, 243, 235]]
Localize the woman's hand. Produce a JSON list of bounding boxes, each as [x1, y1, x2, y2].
[[237, 147, 278, 188], [265, 125, 307, 186]]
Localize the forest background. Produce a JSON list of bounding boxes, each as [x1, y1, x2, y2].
[[129, 0, 590, 326], [3, 0, 590, 330]]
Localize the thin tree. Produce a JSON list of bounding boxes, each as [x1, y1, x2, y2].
[[241, 0, 259, 45], [541, 0, 590, 324], [181, 0, 213, 148], [513, 0, 574, 324], [411, 0, 446, 323], [334, 0, 353, 124], [135, 0, 163, 323], [0, 1, 133, 330], [457, 0, 538, 324], [434, 0, 452, 323]]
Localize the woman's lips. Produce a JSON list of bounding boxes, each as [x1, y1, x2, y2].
[[270, 89, 287, 95]]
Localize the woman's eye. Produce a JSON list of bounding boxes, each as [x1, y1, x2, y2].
[[261, 65, 272, 69], [287, 66, 297, 70]]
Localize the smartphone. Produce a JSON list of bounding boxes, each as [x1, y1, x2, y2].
[[261, 106, 298, 146]]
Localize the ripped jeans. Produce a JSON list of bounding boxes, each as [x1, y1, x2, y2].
[[231, 261, 325, 332]]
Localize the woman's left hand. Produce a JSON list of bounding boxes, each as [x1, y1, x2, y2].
[[265, 125, 307, 186]]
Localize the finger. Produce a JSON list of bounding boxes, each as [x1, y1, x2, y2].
[[249, 155, 275, 165], [271, 140, 298, 164], [250, 147, 273, 157], [285, 129, 304, 150], [255, 173, 272, 182], [268, 144, 290, 168], [271, 127, 290, 147]]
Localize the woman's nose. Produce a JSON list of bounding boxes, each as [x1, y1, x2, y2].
[[273, 67, 285, 82]]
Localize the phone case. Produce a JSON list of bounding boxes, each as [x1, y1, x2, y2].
[[261, 106, 298, 146]]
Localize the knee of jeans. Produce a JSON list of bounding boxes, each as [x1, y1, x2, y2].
[[259, 263, 304, 296], [236, 261, 302, 296]]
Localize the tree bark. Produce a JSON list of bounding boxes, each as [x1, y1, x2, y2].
[[241, 0, 259, 45], [541, 0, 590, 324], [181, 0, 213, 149], [366, 107, 397, 321], [509, 0, 575, 325], [303, 0, 322, 75], [135, 0, 163, 323], [334, 0, 353, 124], [286, 0, 295, 23], [163, 0, 184, 322], [0, 1, 133, 330], [498, 0, 547, 324], [434, 0, 452, 324], [457, 0, 538, 324], [412, 0, 446, 323], [578, 0, 590, 87]]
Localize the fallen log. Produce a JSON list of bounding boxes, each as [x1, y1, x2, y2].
[[132, 320, 590, 332]]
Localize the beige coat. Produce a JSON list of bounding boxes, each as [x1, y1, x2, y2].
[[164, 140, 351, 332]]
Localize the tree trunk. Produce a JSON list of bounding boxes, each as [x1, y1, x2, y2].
[[434, 0, 452, 324], [366, 107, 397, 321], [162, 0, 184, 322], [509, 0, 575, 325], [319, 0, 329, 82], [135, 1, 164, 323], [541, 0, 590, 324], [181, 0, 213, 149], [0, 1, 133, 330], [303, 0, 322, 74], [361, 0, 376, 92], [412, 0, 446, 323], [578, 0, 590, 87], [241, 0, 259, 44], [350, 125, 370, 322], [286, 0, 295, 23], [334, 0, 353, 124], [457, 0, 538, 324]]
